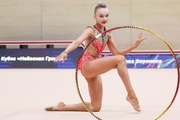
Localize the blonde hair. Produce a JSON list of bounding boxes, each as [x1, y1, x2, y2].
[[94, 1, 107, 14]]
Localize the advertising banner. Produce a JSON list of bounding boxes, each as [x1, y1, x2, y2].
[[0, 48, 179, 68], [101, 54, 180, 68]]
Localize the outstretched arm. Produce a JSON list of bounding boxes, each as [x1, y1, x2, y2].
[[54, 27, 94, 62], [107, 33, 147, 55]]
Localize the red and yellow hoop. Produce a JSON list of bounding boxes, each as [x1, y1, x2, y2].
[[75, 25, 180, 120]]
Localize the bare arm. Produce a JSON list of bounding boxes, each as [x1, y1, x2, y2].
[[54, 27, 94, 62], [107, 33, 147, 55]]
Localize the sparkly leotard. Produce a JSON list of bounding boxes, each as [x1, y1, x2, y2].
[[78, 25, 109, 76]]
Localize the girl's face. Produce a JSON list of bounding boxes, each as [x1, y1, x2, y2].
[[94, 8, 109, 28]]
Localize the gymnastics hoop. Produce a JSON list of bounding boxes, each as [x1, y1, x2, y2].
[[75, 25, 180, 120]]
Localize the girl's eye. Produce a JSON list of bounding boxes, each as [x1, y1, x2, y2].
[[99, 14, 109, 18]]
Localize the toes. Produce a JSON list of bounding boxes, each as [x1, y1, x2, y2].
[[45, 106, 60, 111], [45, 106, 54, 111]]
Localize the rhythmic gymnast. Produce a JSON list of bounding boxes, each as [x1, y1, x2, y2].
[[45, 2, 147, 112]]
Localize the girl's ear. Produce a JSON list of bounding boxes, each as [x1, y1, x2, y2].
[[93, 14, 97, 21]]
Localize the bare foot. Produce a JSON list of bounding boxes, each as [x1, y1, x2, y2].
[[45, 102, 66, 111], [126, 93, 141, 112]]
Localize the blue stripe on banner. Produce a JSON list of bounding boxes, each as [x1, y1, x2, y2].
[[0, 48, 179, 68]]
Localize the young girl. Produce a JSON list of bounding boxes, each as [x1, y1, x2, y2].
[[45, 2, 146, 112]]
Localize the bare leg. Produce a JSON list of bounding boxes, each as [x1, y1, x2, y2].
[[82, 55, 141, 112], [45, 55, 140, 112], [45, 101, 89, 111], [116, 56, 141, 112], [45, 76, 103, 112], [86, 75, 103, 112]]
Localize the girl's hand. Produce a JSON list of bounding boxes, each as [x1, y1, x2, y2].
[[133, 33, 147, 48], [54, 52, 67, 63]]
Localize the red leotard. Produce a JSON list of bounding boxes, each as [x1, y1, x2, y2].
[[78, 25, 109, 76]]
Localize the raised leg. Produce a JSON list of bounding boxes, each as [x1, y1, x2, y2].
[[82, 55, 141, 112]]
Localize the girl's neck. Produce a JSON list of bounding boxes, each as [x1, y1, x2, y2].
[[94, 23, 105, 33]]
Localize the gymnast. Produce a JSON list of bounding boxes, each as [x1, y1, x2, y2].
[[45, 2, 146, 112]]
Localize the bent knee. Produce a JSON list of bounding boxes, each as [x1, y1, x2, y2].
[[115, 55, 126, 63]]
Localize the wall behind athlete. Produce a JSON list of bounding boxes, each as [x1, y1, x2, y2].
[[0, 0, 179, 50]]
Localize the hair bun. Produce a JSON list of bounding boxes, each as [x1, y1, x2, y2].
[[97, 1, 102, 4], [94, 1, 107, 14]]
